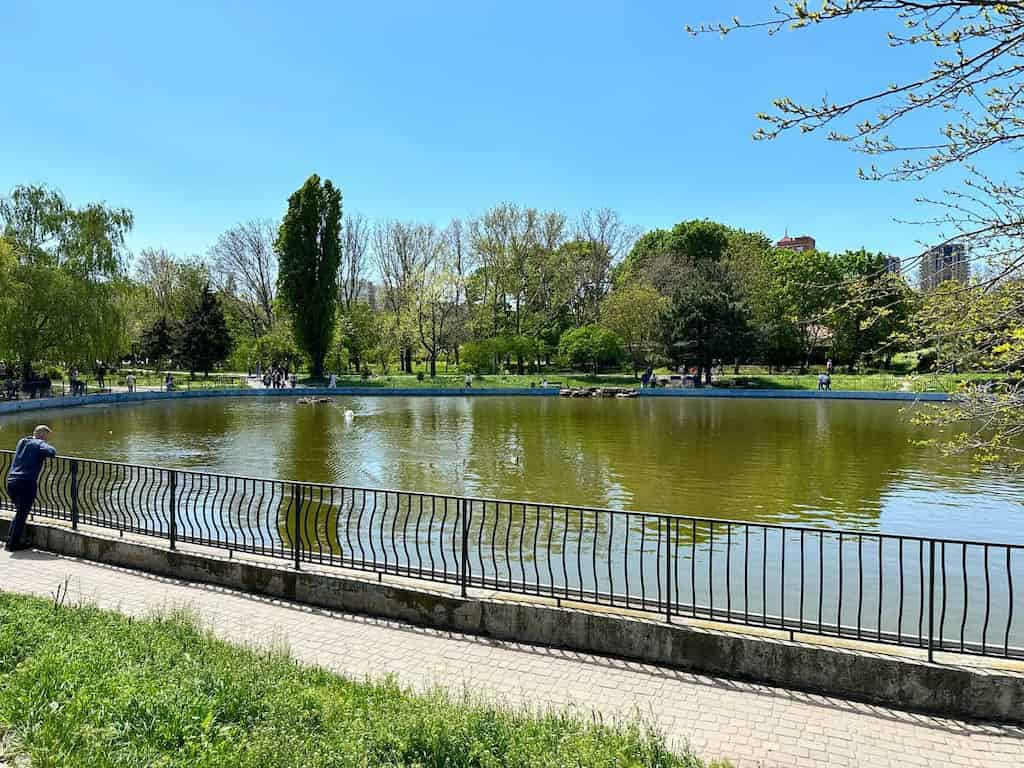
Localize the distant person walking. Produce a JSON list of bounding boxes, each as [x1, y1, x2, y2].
[[4, 426, 56, 551], [126, 373, 136, 393], [826, 359, 834, 374], [328, 373, 337, 388]]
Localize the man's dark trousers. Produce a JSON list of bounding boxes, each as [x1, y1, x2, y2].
[[5, 478, 36, 549]]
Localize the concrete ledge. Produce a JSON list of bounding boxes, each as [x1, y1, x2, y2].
[[639, 389, 949, 402], [7, 519, 1020, 724]]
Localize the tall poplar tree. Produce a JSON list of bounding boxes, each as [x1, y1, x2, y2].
[[275, 175, 342, 378]]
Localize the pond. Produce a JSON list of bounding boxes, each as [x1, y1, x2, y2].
[[3, 395, 1022, 655], [0, 395, 1020, 542]]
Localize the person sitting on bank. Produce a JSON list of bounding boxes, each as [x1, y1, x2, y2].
[[4, 425, 57, 552]]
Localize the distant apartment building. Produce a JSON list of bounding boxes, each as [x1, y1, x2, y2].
[[883, 255, 901, 275], [919, 243, 968, 291], [342, 279, 381, 310], [775, 234, 816, 252], [356, 280, 380, 310]]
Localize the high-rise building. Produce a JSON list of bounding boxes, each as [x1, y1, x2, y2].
[[883, 255, 901, 275], [919, 243, 968, 291], [776, 234, 816, 252], [355, 280, 380, 311]]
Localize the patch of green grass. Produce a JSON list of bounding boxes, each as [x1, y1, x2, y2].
[[0, 592, 714, 768]]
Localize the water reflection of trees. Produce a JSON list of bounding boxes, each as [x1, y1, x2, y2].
[[459, 397, 936, 530]]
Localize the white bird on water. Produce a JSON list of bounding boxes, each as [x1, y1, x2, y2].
[[344, 409, 355, 420]]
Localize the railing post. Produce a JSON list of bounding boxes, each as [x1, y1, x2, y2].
[[168, 470, 177, 550], [928, 539, 936, 662], [460, 498, 470, 598], [70, 459, 79, 530], [293, 483, 302, 571], [665, 517, 673, 622]]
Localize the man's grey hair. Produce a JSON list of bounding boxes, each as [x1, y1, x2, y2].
[[32, 425, 52, 438]]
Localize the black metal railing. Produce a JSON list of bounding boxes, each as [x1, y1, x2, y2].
[[1, 450, 1020, 660]]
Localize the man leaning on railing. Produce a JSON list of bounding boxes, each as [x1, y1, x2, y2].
[[4, 425, 57, 552]]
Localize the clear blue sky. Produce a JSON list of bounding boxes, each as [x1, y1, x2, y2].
[[3, 1, 953, 262]]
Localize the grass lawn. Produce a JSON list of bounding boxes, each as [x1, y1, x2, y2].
[[298, 370, 1011, 394], [0, 592, 716, 768], [713, 371, 1013, 393]]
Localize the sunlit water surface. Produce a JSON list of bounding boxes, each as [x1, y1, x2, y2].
[[1, 395, 1020, 542]]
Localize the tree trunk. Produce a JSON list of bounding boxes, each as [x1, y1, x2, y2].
[[429, 354, 436, 378]]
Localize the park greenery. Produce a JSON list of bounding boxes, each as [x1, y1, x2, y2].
[[1, 179, 945, 389], [0, 592, 713, 768]]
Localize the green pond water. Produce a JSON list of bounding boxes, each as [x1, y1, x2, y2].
[[1, 395, 1020, 543]]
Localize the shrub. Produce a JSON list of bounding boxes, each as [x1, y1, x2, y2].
[[558, 324, 625, 374]]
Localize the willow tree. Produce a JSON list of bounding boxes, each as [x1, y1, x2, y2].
[[692, 2, 1024, 464], [275, 175, 342, 379], [0, 184, 133, 377]]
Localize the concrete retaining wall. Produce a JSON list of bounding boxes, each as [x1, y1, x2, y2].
[[639, 389, 949, 402], [7, 518, 1020, 724], [0, 385, 948, 417]]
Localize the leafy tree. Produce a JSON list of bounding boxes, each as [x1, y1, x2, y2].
[[753, 248, 841, 372], [459, 339, 495, 375], [176, 285, 232, 376], [558, 324, 624, 374], [374, 221, 431, 373], [276, 175, 342, 378], [253, 319, 304, 373], [337, 301, 380, 373], [829, 250, 915, 370], [0, 184, 132, 377], [601, 283, 667, 376]]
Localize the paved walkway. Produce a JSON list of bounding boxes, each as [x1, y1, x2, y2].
[[2, 548, 1023, 767]]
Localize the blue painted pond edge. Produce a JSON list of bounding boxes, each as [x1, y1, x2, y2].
[[0, 386, 949, 416], [639, 389, 949, 402]]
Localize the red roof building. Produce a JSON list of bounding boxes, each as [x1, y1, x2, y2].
[[775, 234, 816, 252]]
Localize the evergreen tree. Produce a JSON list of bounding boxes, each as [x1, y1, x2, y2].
[[139, 315, 176, 367], [177, 285, 232, 376], [275, 174, 342, 378]]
